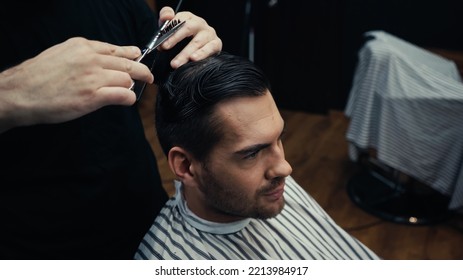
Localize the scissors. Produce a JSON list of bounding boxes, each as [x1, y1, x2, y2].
[[130, 19, 186, 99]]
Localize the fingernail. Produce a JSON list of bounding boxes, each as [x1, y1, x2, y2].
[[171, 59, 180, 68], [133, 47, 141, 56], [162, 41, 171, 49]]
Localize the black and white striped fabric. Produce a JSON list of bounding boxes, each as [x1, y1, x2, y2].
[[134, 176, 379, 260], [345, 30, 463, 211]]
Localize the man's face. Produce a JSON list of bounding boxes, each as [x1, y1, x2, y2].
[[192, 92, 293, 221]]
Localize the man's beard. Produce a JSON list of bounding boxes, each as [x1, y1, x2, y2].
[[199, 165, 285, 219]]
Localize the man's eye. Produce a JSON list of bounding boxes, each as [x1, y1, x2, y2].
[[244, 151, 259, 159]]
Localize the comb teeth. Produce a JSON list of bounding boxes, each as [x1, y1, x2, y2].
[[160, 19, 181, 35], [141, 19, 185, 56], [149, 20, 185, 50]]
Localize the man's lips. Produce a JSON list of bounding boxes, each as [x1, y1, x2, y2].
[[263, 181, 285, 200]]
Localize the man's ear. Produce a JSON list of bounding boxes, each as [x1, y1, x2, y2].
[[167, 146, 196, 181]]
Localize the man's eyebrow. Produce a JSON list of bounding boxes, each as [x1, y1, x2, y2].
[[234, 143, 270, 156], [234, 121, 286, 156]]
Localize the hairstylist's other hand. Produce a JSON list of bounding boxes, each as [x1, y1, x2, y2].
[[158, 6, 223, 69], [0, 37, 154, 133]]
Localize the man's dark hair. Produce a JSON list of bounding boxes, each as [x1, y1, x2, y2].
[[155, 52, 271, 161]]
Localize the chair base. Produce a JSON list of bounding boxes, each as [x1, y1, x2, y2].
[[347, 169, 451, 225]]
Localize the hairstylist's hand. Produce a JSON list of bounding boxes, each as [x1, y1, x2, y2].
[[0, 37, 154, 133], [158, 6, 223, 68]]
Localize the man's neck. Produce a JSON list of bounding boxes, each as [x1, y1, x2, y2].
[[182, 183, 245, 223]]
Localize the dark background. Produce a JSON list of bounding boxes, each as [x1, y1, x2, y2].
[[158, 0, 463, 114]]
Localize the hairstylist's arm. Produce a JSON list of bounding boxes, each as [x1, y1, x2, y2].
[[157, 6, 223, 69], [0, 37, 154, 133]]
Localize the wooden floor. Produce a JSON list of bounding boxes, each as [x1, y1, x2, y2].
[[139, 88, 463, 259]]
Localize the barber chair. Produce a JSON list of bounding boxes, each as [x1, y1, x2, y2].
[[345, 31, 463, 225]]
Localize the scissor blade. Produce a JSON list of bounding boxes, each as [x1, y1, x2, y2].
[[130, 20, 185, 99]]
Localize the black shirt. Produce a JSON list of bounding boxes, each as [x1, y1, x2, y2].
[[0, 0, 168, 259]]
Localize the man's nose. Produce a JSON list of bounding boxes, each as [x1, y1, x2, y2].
[[265, 144, 293, 179]]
